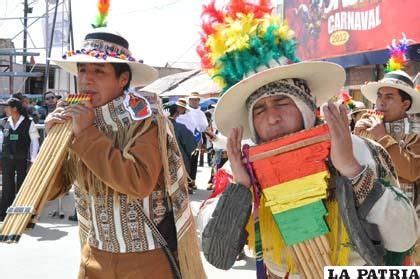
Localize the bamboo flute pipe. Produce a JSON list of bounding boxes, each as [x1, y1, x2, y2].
[[320, 235, 331, 254], [29, 165, 63, 227], [26, 122, 71, 206], [297, 243, 320, 278], [11, 151, 66, 239], [9, 124, 71, 237], [300, 242, 323, 279], [1, 122, 71, 239], [1, 94, 90, 242], [7, 124, 69, 221], [12, 122, 66, 207], [308, 239, 326, 268], [315, 237, 332, 266], [13, 123, 64, 204], [290, 246, 311, 278]]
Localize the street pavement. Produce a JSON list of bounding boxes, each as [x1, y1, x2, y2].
[[0, 165, 256, 279]]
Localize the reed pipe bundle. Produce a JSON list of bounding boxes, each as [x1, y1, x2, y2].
[[0, 94, 90, 243]]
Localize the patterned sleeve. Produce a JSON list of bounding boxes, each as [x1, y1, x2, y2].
[[350, 165, 375, 206], [377, 134, 420, 181], [351, 138, 418, 253]]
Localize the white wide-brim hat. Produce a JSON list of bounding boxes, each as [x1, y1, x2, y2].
[[361, 70, 420, 113], [214, 61, 346, 139], [50, 28, 158, 87], [175, 98, 190, 110]]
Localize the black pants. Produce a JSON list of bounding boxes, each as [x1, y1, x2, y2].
[[1, 158, 28, 218], [189, 150, 199, 182]]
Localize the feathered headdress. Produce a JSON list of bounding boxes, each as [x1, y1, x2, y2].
[[92, 0, 111, 28], [197, 0, 299, 92], [385, 34, 411, 73], [338, 91, 356, 110]]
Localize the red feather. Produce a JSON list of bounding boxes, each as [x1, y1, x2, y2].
[[227, 0, 252, 19], [201, 21, 216, 36], [201, 57, 213, 70], [202, 0, 224, 23], [252, 0, 273, 18], [196, 45, 208, 58]]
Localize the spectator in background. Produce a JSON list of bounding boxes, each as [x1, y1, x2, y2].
[[0, 98, 39, 221], [43, 91, 60, 116], [12, 93, 41, 123], [177, 92, 208, 192], [349, 100, 367, 131], [168, 101, 197, 194]]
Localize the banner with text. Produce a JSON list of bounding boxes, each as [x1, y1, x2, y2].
[[284, 0, 420, 60]]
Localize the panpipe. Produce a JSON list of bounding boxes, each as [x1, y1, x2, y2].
[[248, 124, 332, 279], [355, 110, 384, 140], [0, 94, 91, 243]]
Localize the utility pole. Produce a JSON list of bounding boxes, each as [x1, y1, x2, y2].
[[68, 0, 77, 92], [44, 0, 60, 92], [23, 0, 28, 66]]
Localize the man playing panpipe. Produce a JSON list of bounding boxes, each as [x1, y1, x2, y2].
[[198, 1, 418, 277], [355, 36, 420, 209], [43, 7, 205, 279]]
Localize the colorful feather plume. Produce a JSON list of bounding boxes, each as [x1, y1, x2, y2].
[[385, 34, 411, 73], [339, 91, 355, 110], [92, 0, 110, 28], [198, 0, 299, 92]]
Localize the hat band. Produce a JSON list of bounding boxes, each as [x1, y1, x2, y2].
[[81, 39, 132, 57], [85, 32, 129, 49], [384, 73, 414, 88]]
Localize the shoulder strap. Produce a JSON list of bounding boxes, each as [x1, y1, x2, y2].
[[134, 200, 181, 279]]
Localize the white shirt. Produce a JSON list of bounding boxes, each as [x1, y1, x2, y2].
[[176, 107, 209, 134], [6, 115, 40, 162]]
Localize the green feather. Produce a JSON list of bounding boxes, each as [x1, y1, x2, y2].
[[92, 13, 107, 28], [215, 27, 299, 93]]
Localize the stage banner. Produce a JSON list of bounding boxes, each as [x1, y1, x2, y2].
[[284, 0, 420, 60]]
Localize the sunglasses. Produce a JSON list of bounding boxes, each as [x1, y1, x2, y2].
[[45, 96, 57, 101]]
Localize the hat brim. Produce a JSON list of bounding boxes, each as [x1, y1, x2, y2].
[[349, 108, 368, 116], [176, 103, 190, 110], [50, 55, 158, 87], [361, 81, 420, 113], [214, 61, 345, 139]]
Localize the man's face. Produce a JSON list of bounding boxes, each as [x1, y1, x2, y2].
[[253, 95, 304, 143], [189, 98, 200, 109], [177, 106, 187, 115], [44, 93, 58, 106], [375, 87, 411, 122], [4, 106, 12, 116], [22, 98, 30, 108], [77, 63, 129, 107]]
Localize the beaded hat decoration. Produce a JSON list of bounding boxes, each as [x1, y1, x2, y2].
[[50, 0, 158, 86]]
